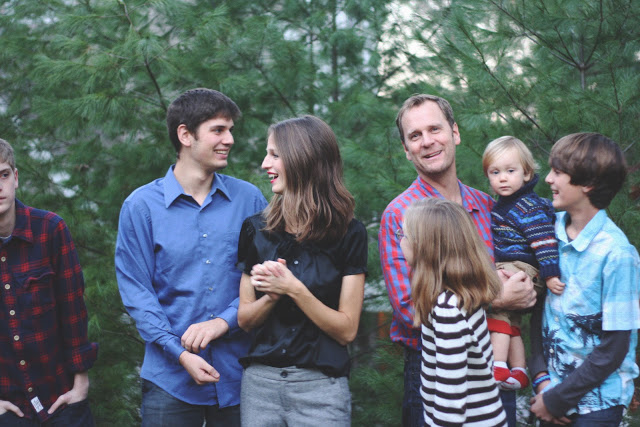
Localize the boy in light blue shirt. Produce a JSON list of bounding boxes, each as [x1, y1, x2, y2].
[[529, 132, 639, 426]]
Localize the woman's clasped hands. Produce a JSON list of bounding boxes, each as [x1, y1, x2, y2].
[[250, 258, 300, 301]]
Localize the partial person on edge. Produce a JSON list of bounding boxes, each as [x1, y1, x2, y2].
[[0, 138, 98, 427]]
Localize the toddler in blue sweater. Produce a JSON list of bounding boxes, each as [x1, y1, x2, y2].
[[482, 136, 564, 390]]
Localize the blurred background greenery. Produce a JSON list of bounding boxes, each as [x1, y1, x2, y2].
[[1, 0, 638, 425]]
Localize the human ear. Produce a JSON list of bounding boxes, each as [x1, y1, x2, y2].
[[177, 124, 194, 148]]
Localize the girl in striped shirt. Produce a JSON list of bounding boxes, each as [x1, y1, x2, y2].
[[402, 198, 506, 426]]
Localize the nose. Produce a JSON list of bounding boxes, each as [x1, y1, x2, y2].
[[545, 171, 553, 184], [222, 130, 234, 146], [421, 132, 434, 146], [261, 155, 270, 170]]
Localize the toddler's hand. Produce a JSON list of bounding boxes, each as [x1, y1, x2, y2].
[[546, 277, 565, 295]]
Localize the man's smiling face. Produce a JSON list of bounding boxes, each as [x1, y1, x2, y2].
[[401, 101, 460, 181]]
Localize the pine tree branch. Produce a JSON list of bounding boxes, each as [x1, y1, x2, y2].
[[489, 0, 579, 68], [118, 0, 167, 111], [459, 26, 554, 143]]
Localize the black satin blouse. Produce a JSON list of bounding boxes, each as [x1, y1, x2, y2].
[[236, 213, 368, 377]]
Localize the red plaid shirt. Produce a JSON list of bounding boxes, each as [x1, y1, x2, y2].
[[0, 200, 98, 421], [378, 177, 495, 350]]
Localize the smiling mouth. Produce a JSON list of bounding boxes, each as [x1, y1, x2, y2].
[[424, 151, 442, 159], [214, 150, 228, 155], [267, 173, 278, 183]]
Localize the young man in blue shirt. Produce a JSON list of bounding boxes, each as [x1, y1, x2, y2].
[[529, 132, 639, 426], [115, 89, 267, 426]]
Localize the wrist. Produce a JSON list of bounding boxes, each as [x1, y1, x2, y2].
[[532, 373, 550, 390]]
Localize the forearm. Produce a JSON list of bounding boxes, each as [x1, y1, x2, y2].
[[543, 330, 631, 417], [71, 372, 90, 397], [288, 275, 364, 346], [54, 222, 98, 371], [379, 219, 415, 328], [238, 274, 278, 331]]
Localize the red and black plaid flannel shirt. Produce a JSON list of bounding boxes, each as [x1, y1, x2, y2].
[[0, 200, 98, 421]]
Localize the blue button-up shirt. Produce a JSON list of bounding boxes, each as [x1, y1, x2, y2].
[[543, 210, 640, 414], [115, 166, 267, 407]]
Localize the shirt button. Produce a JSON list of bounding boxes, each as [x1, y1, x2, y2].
[[4, 284, 9, 290], [554, 316, 559, 322], [290, 328, 296, 333], [27, 387, 33, 393], [281, 348, 287, 354], [13, 335, 19, 341], [205, 260, 211, 264], [293, 260, 299, 265], [9, 310, 15, 316], [208, 287, 213, 291], [20, 360, 25, 366], [209, 314, 214, 318], [280, 371, 288, 378], [0, 256, 5, 262], [203, 233, 208, 238], [549, 348, 555, 354]]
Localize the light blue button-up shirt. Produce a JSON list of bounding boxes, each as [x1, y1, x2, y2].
[[115, 166, 267, 407], [543, 210, 640, 414]]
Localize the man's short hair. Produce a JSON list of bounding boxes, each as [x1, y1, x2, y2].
[[549, 132, 627, 209], [482, 136, 538, 179], [0, 139, 16, 170], [396, 94, 456, 143], [166, 88, 241, 155]]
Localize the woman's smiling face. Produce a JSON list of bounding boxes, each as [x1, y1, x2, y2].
[[261, 135, 286, 195]]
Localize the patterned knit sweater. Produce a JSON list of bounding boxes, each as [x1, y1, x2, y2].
[[491, 175, 561, 280]]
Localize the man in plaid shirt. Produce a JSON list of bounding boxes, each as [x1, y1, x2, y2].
[[0, 139, 98, 426], [379, 94, 537, 427]]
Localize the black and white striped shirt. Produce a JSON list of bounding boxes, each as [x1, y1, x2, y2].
[[421, 291, 506, 426]]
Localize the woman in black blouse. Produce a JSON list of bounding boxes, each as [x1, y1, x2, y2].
[[237, 115, 367, 426]]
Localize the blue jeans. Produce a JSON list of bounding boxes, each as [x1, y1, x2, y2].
[[540, 405, 624, 427], [0, 399, 94, 427], [402, 347, 516, 427], [141, 379, 240, 427]]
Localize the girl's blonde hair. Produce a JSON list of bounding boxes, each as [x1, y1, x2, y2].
[[482, 136, 538, 179], [403, 198, 502, 326]]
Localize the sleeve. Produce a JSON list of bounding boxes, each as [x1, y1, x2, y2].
[[527, 292, 547, 378], [431, 304, 470, 425], [601, 245, 640, 331], [543, 330, 631, 417], [53, 219, 98, 373], [378, 207, 414, 329], [236, 216, 258, 275], [340, 220, 368, 276], [511, 198, 560, 280], [114, 199, 184, 361]]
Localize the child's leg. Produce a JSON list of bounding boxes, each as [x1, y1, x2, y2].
[[507, 335, 526, 369], [504, 335, 530, 389], [490, 331, 511, 382]]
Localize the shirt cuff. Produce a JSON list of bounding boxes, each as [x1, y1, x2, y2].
[[216, 306, 239, 335], [539, 264, 561, 281], [165, 336, 186, 362]]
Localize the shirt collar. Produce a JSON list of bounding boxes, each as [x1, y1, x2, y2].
[[162, 165, 232, 208], [418, 175, 481, 213], [557, 209, 607, 252], [417, 175, 482, 214], [11, 199, 33, 243]]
